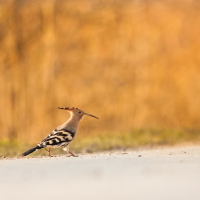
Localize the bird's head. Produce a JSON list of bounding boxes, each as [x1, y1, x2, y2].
[[58, 107, 99, 121]]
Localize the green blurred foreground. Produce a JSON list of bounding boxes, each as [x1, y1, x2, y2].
[[0, 129, 200, 157]]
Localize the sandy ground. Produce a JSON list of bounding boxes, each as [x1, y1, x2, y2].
[[0, 146, 200, 200]]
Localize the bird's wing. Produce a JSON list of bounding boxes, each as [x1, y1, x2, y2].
[[38, 129, 75, 148]]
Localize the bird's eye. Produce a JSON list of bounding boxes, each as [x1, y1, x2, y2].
[[78, 111, 82, 114]]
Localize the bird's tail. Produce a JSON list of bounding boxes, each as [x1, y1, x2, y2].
[[22, 146, 42, 156]]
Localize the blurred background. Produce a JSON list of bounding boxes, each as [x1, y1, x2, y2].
[[0, 0, 200, 155]]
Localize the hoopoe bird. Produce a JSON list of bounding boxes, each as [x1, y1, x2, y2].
[[22, 107, 99, 157]]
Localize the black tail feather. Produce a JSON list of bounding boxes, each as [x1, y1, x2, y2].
[[22, 146, 41, 156]]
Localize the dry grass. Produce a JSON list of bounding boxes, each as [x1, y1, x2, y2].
[[0, 0, 200, 150]]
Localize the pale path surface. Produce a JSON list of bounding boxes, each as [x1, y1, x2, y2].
[[1, 146, 200, 200]]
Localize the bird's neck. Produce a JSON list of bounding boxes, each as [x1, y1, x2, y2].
[[57, 113, 81, 133]]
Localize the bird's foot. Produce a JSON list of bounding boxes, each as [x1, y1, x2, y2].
[[67, 151, 78, 157], [45, 148, 53, 157]]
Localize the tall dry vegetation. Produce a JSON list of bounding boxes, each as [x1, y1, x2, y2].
[[0, 0, 200, 143]]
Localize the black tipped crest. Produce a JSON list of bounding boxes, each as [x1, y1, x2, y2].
[[58, 107, 79, 110], [58, 107, 69, 110], [58, 107, 99, 119]]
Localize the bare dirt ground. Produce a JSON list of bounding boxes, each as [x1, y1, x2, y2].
[[0, 146, 200, 200]]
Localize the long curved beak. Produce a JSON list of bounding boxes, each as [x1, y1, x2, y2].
[[84, 113, 99, 119]]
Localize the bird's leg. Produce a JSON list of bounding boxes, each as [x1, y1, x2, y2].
[[68, 151, 78, 157], [48, 149, 52, 157], [45, 148, 52, 157], [66, 146, 78, 157]]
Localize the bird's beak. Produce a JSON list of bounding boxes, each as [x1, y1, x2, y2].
[[84, 113, 99, 119]]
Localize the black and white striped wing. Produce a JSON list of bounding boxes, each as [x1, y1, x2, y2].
[[38, 129, 75, 148]]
